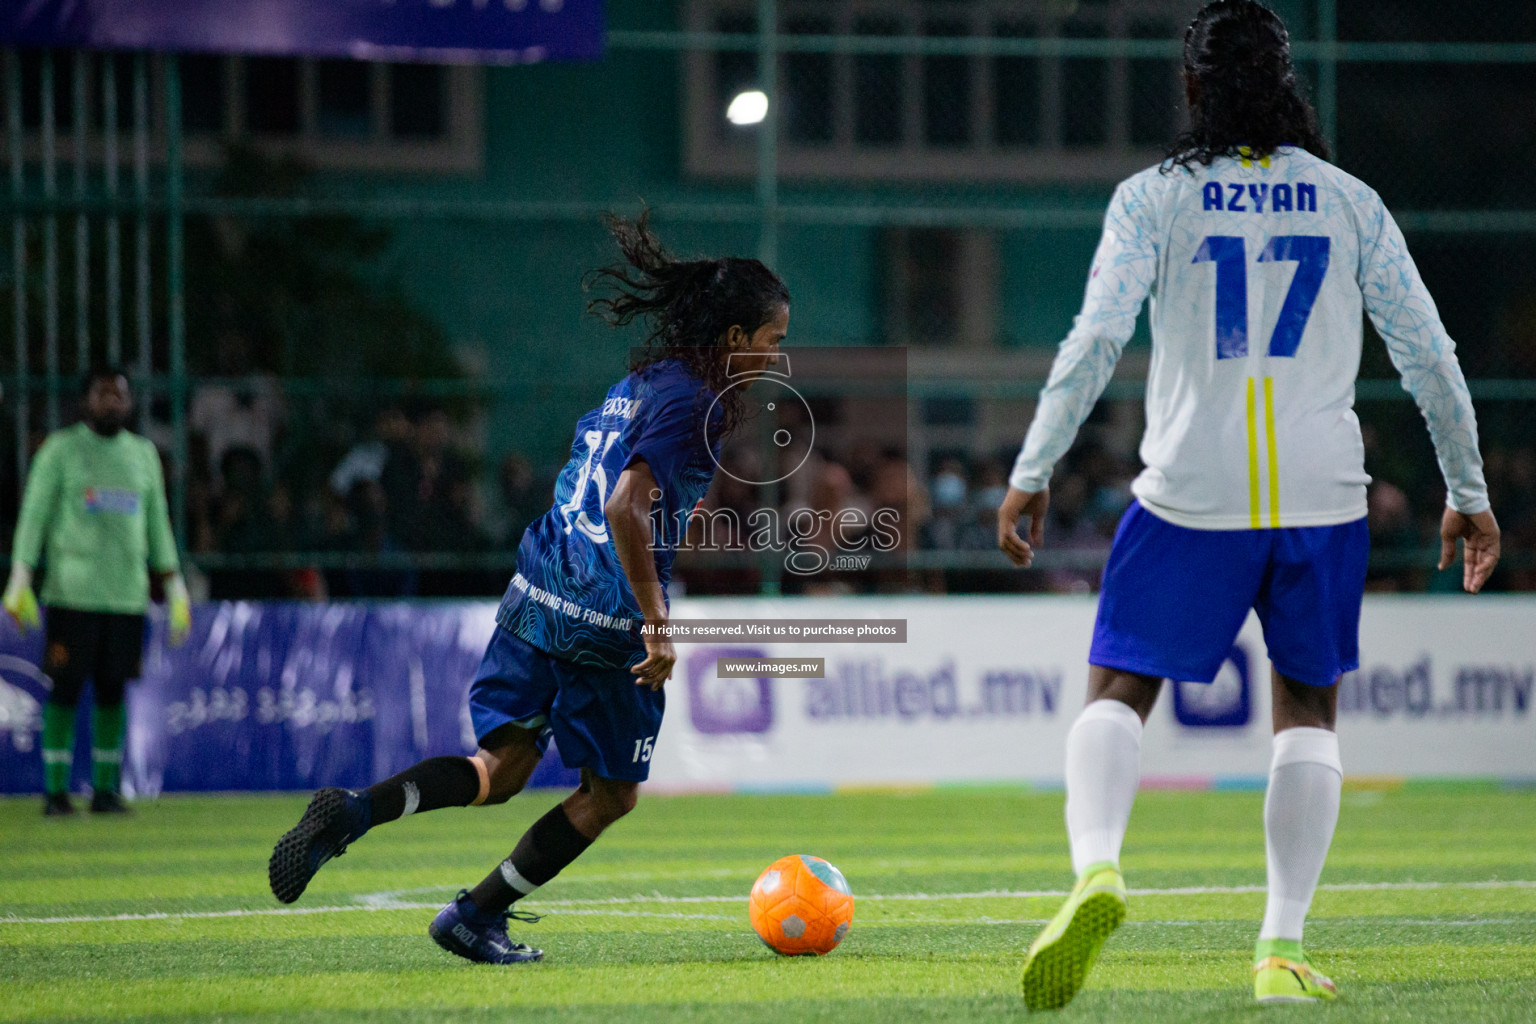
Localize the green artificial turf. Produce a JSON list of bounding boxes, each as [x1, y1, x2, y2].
[[3, 787, 1534, 1022]]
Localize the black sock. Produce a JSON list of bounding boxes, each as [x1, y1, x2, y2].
[[363, 756, 481, 828], [468, 804, 594, 915]]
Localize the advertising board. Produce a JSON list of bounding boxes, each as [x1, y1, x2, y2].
[[1, 597, 1530, 795]]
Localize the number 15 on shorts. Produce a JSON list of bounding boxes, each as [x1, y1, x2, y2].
[[632, 735, 655, 763]]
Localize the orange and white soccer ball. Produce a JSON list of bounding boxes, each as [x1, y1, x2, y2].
[[748, 854, 854, 956]]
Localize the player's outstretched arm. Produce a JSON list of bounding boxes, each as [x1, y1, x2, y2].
[[605, 458, 675, 690], [1439, 507, 1500, 595], [997, 487, 1049, 568]]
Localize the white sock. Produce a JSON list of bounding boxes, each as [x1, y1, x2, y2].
[[1259, 727, 1342, 943], [1064, 699, 1144, 876]]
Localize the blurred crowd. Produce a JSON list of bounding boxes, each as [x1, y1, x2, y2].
[[1363, 426, 1536, 593], [680, 439, 923, 596], [182, 375, 549, 599], [920, 437, 1135, 595], [670, 422, 1138, 596], [684, 423, 1536, 597], [174, 375, 1536, 599]]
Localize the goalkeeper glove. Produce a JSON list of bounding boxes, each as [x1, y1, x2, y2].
[[166, 573, 191, 648], [3, 562, 39, 631]]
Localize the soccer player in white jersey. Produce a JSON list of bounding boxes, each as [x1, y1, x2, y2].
[[996, 0, 1501, 1009]]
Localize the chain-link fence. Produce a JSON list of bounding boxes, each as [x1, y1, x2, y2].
[[2, 0, 1534, 597]]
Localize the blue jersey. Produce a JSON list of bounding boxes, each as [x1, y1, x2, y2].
[[497, 359, 722, 669]]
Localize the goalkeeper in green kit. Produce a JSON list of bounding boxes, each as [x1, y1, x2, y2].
[[5, 366, 190, 815]]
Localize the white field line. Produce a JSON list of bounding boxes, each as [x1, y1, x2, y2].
[[968, 917, 1524, 928], [0, 903, 731, 925], [3, 879, 1533, 927], [3, 903, 445, 925], [349, 877, 1536, 910], [558, 909, 735, 921]]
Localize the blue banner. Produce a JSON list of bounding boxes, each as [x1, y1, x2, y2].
[[0, 602, 579, 796], [1, 1, 604, 63]]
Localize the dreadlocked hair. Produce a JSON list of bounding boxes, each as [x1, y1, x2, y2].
[[1164, 0, 1330, 172], [585, 210, 789, 436]]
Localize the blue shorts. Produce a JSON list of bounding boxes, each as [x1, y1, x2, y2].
[[1090, 501, 1369, 687], [468, 626, 665, 782]]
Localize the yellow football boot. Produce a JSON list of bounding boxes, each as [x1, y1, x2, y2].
[[1253, 946, 1339, 1005], [1021, 861, 1127, 1011]]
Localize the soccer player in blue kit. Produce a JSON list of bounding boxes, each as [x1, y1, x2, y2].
[[996, 0, 1501, 1010], [269, 213, 790, 964]]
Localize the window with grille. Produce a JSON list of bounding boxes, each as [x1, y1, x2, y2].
[[685, 0, 1197, 182], [14, 52, 482, 174]]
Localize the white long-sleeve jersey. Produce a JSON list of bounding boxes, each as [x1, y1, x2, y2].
[[1011, 147, 1489, 530]]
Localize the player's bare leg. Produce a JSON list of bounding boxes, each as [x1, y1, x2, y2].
[[1254, 671, 1341, 1003], [473, 725, 547, 804], [1022, 666, 1158, 1009], [563, 770, 640, 839], [432, 766, 639, 965]]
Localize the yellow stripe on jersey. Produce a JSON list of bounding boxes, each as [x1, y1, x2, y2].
[[1237, 147, 1272, 169], [1264, 376, 1281, 528], [1246, 377, 1262, 529]]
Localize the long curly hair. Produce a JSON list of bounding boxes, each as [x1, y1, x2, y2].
[[1164, 0, 1330, 171], [585, 211, 789, 436]]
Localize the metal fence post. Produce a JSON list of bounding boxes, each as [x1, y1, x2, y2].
[[73, 52, 89, 373], [104, 56, 122, 365], [133, 54, 151, 436], [755, 0, 784, 597], [7, 52, 28, 481], [41, 52, 59, 430], [756, 0, 778, 270], [1317, 0, 1337, 154], [165, 56, 188, 552]]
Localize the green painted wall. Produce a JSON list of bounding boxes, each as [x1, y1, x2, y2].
[[348, 0, 1210, 463]]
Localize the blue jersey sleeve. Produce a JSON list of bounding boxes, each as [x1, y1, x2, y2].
[[629, 390, 713, 504]]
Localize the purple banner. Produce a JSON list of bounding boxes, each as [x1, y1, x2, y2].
[[2, 0, 604, 63], [0, 602, 579, 796]]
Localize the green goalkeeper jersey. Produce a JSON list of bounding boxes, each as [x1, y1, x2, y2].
[[11, 423, 179, 614]]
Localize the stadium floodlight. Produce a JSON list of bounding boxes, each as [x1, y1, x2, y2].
[[726, 90, 768, 126]]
